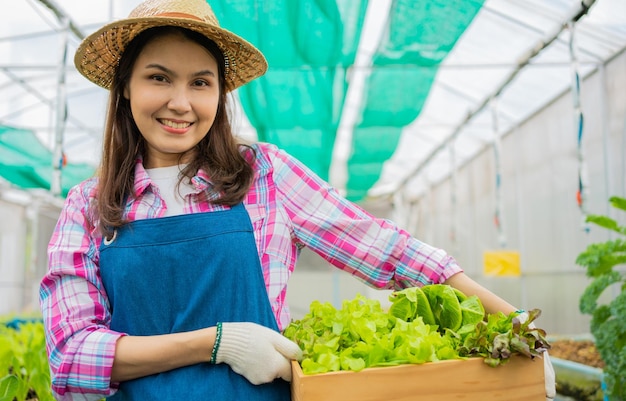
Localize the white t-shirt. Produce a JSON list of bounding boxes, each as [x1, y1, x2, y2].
[[145, 165, 195, 216]]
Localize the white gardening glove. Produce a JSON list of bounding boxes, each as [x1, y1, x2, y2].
[[543, 351, 556, 400], [516, 311, 556, 400], [215, 322, 303, 385]]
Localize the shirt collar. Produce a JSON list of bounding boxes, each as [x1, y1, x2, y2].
[[133, 158, 152, 197], [133, 158, 214, 197]]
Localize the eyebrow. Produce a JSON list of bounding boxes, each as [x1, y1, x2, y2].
[[144, 63, 216, 78]]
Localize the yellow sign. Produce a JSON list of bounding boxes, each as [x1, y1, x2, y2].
[[483, 250, 521, 277]]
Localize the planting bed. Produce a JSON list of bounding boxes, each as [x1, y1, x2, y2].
[[549, 339, 606, 401], [549, 339, 604, 369]]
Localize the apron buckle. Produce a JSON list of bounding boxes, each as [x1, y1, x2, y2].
[[103, 229, 117, 245]]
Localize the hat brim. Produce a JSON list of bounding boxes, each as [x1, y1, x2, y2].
[[74, 16, 268, 92]]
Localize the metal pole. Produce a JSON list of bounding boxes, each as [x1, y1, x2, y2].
[[35, 0, 85, 39], [51, 16, 68, 196], [32, 0, 85, 196], [598, 65, 612, 221], [23, 200, 40, 311], [623, 116, 626, 197], [448, 141, 458, 257]]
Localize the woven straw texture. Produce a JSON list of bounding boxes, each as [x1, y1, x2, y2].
[[74, 0, 267, 92]]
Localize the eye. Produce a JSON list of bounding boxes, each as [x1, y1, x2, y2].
[[192, 79, 210, 87], [150, 74, 169, 83]]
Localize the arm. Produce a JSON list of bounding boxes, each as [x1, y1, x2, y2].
[[43, 182, 298, 393], [42, 183, 219, 392], [111, 328, 215, 382], [264, 144, 517, 313], [41, 183, 122, 399], [443, 271, 517, 315], [445, 272, 556, 400], [114, 323, 301, 385], [266, 143, 461, 289]]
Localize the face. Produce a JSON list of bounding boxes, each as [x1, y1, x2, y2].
[[124, 32, 220, 168]]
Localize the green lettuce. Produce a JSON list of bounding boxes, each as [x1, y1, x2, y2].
[[284, 285, 549, 375]]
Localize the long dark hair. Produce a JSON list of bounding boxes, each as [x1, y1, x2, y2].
[[97, 26, 255, 238]]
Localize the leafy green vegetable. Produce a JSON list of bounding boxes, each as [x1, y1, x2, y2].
[[459, 295, 486, 327], [577, 195, 626, 400], [389, 285, 485, 335], [421, 284, 463, 331], [284, 285, 549, 375], [0, 318, 53, 401], [387, 286, 435, 325], [456, 308, 550, 367], [283, 294, 459, 374]]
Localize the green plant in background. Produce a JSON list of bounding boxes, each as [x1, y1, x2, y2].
[[577, 196, 626, 400], [0, 318, 53, 401]]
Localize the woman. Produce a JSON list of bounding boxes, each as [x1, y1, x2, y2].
[[40, 0, 554, 400]]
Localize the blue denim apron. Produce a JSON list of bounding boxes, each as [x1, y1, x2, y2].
[[99, 203, 290, 400]]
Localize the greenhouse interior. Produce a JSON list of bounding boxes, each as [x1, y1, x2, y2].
[[1, 0, 625, 400]]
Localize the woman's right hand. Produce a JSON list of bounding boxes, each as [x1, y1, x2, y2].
[[215, 322, 303, 384]]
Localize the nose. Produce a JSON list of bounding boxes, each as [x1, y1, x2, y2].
[[167, 86, 192, 113]]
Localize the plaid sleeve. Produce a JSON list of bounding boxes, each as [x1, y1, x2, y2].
[[265, 143, 463, 289], [40, 180, 123, 399]]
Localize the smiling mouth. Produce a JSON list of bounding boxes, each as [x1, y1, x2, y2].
[[159, 119, 192, 129]]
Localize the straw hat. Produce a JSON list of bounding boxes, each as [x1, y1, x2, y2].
[[74, 0, 267, 92]]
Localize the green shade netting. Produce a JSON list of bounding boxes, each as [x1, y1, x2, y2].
[[346, 126, 403, 201], [261, 127, 337, 173], [346, 0, 484, 201], [212, 0, 368, 181], [0, 126, 94, 197]]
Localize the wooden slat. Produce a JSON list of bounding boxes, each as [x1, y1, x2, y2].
[[291, 356, 545, 401]]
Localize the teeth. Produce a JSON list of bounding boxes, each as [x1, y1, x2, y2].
[[161, 119, 191, 129]]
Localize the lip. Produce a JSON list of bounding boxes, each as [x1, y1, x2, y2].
[[158, 118, 193, 134]]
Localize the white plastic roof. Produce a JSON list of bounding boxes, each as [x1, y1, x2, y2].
[[1, 0, 625, 201], [372, 0, 626, 200]]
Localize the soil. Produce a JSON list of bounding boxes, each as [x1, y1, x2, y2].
[[548, 339, 605, 369]]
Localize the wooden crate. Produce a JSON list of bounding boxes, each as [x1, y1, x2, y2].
[[291, 355, 545, 401]]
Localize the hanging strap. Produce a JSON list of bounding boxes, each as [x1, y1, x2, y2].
[[491, 98, 506, 248], [568, 21, 590, 232]]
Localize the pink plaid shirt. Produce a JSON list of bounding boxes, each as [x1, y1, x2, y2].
[[40, 142, 462, 399]]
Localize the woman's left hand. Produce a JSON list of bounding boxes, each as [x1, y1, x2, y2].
[[544, 351, 556, 400], [216, 322, 303, 384]]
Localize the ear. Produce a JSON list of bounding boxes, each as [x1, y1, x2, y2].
[[123, 85, 130, 100]]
